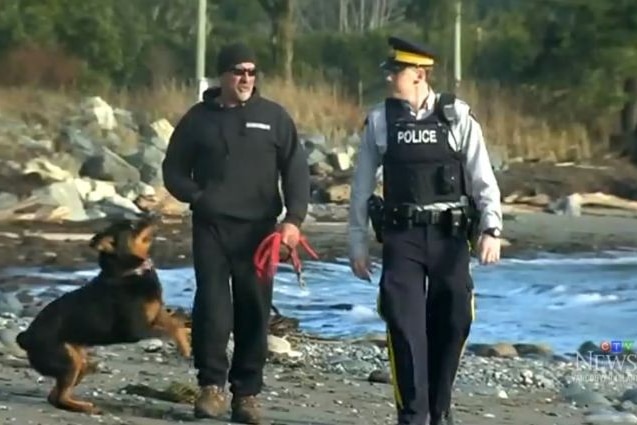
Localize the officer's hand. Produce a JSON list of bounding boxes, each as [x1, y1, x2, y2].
[[350, 256, 372, 282], [478, 235, 500, 265], [280, 222, 301, 249]]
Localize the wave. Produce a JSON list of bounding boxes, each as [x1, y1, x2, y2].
[[3, 251, 637, 354]]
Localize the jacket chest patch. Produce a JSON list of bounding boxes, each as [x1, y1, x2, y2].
[[246, 122, 271, 130]]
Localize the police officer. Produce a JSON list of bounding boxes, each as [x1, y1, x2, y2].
[[348, 37, 503, 425]]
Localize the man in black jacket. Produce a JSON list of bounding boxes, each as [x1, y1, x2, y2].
[[161, 42, 310, 424]]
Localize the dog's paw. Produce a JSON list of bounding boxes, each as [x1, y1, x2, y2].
[[86, 404, 103, 415]]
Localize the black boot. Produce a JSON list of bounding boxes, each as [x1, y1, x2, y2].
[[431, 410, 454, 425]]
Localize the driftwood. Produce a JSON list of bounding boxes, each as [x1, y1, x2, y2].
[[502, 192, 551, 206], [0, 196, 71, 222], [503, 191, 637, 213], [577, 192, 637, 211]]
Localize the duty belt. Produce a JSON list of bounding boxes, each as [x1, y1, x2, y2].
[[384, 204, 448, 226]]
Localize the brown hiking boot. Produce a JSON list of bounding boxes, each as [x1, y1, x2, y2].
[[230, 395, 261, 424], [193, 385, 228, 419]]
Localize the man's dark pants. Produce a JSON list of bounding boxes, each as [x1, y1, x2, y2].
[[190, 215, 276, 397], [378, 223, 475, 425]]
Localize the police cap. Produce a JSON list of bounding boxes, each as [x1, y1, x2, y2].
[[381, 36, 436, 70]]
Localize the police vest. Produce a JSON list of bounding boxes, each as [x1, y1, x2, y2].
[[382, 95, 468, 206]]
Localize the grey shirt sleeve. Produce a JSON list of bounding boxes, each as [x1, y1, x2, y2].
[[456, 101, 503, 231], [348, 115, 381, 260]]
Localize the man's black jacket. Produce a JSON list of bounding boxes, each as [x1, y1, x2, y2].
[[161, 87, 310, 227]]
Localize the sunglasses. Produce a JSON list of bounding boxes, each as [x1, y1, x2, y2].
[[231, 68, 257, 77]]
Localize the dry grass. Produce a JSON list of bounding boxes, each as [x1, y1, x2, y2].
[[458, 81, 615, 162], [0, 78, 617, 162]]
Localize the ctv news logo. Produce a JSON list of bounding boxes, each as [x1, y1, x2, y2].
[[600, 340, 634, 354], [573, 340, 637, 384]]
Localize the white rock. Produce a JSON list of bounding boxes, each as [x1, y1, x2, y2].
[[82, 96, 117, 130], [31, 180, 89, 221], [74, 178, 117, 203], [331, 151, 351, 171], [22, 158, 73, 181], [0, 329, 26, 357], [564, 193, 582, 217], [141, 338, 163, 352], [103, 193, 142, 213], [584, 411, 637, 424], [0, 293, 22, 316], [148, 119, 174, 150], [267, 334, 302, 358]]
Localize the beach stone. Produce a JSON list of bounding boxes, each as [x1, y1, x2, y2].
[[621, 389, 637, 404], [620, 401, 637, 413], [368, 369, 391, 384], [268, 334, 301, 358], [468, 342, 518, 358], [579, 340, 606, 356], [583, 409, 637, 424], [0, 293, 23, 316], [353, 333, 387, 349], [548, 193, 582, 216], [513, 343, 553, 358], [561, 384, 611, 407], [141, 338, 163, 353], [0, 328, 25, 357]]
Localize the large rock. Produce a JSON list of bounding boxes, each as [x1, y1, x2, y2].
[[146, 118, 174, 150], [79, 147, 141, 183], [22, 157, 74, 182], [325, 184, 351, 203], [31, 180, 89, 221], [80, 96, 117, 131], [133, 144, 165, 186], [327, 146, 355, 171]]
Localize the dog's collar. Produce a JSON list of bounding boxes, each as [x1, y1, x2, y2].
[[124, 258, 154, 276]]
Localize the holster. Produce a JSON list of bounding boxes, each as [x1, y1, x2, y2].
[[466, 198, 481, 254], [367, 194, 384, 243]]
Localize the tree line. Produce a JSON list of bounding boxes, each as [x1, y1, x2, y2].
[[1, 0, 637, 136]]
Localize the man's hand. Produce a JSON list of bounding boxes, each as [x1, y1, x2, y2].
[[350, 256, 372, 282], [280, 222, 301, 249], [478, 234, 500, 265]]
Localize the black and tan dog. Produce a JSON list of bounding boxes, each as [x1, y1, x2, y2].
[[15, 214, 191, 415]]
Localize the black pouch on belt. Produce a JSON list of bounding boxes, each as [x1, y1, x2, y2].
[[449, 208, 465, 238]]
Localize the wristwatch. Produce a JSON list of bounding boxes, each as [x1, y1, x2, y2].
[[482, 227, 501, 238]]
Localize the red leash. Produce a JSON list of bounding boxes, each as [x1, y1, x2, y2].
[[253, 230, 319, 287]]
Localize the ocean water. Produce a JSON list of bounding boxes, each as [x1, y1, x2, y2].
[[4, 250, 637, 355]]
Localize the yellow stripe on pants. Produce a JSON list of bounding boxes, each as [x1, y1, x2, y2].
[[452, 288, 475, 385], [377, 293, 404, 409], [376, 286, 475, 410]]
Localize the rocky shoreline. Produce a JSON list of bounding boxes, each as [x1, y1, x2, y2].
[[1, 308, 637, 425]]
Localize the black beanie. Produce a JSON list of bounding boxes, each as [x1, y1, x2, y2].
[[216, 42, 257, 74]]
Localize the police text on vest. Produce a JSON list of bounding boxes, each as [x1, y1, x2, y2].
[[397, 129, 438, 144]]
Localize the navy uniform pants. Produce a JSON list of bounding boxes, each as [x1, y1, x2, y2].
[[378, 223, 475, 425]]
